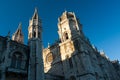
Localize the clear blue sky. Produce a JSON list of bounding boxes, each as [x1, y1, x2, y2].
[[0, 0, 120, 61]]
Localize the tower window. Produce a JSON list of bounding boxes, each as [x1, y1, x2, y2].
[[34, 14, 37, 19], [11, 54, 16, 68], [65, 33, 68, 39], [11, 52, 23, 69], [17, 55, 22, 69], [33, 31, 36, 38], [64, 32, 69, 40]]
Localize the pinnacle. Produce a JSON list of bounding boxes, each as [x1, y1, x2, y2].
[[33, 8, 39, 19], [18, 22, 22, 30]]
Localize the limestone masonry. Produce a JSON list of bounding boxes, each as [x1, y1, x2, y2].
[[0, 8, 120, 80]]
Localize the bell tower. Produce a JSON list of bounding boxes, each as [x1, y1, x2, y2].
[[58, 11, 95, 80], [58, 11, 84, 80], [28, 8, 44, 80], [58, 11, 83, 42], [28, 8, 42, 40]]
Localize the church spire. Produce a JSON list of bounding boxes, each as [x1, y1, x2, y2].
[[32, 8, 39, 19], [28, 8, 44, 80], [12, 22, 24, 44], [28, 8, 42, 40]]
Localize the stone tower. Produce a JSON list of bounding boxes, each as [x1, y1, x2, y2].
[[58, 11, 81, 80], [58, 11, 95, 80], [28, 8, 44, 80], [12, 23, 24, 44]]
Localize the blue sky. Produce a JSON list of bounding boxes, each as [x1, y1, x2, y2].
[[0, 0, 120, 61]]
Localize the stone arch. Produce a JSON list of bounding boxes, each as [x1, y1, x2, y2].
[[10, 49, 27, 60], [10, 49, 27, 69], [11, 52, 22, 68]]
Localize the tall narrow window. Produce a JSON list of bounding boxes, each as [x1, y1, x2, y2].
[[11, 52, 23, 69], [11, 54, 16, 68], [17, 55, 22, 69], [64, 32, 69, 41], [65, 33, 68, 39], [33, 31, 36, 38]]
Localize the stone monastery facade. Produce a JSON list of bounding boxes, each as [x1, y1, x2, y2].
[[0, 8, 120, 80]]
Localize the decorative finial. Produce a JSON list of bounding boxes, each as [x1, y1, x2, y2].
[[7, 30, 10, 41], [48, 42, 50, 48], [64, 9, 67, 14], [42, 45, 44, 50], [18, 22, 22, 29], [92, 44, 97, 51], [100, 50, 105, 54], [32, 7, 39, 19], [64, 9, 67, 12], [35, 7, 38, 13], [7, 31, 10, 36]]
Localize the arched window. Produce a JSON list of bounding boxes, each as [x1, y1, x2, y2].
[[11, 54, 16, 68], [11, 52, 22, 69], [17, 55, 22, 69], [64, 32, 69, 41], [33, 31, 36, 38]]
